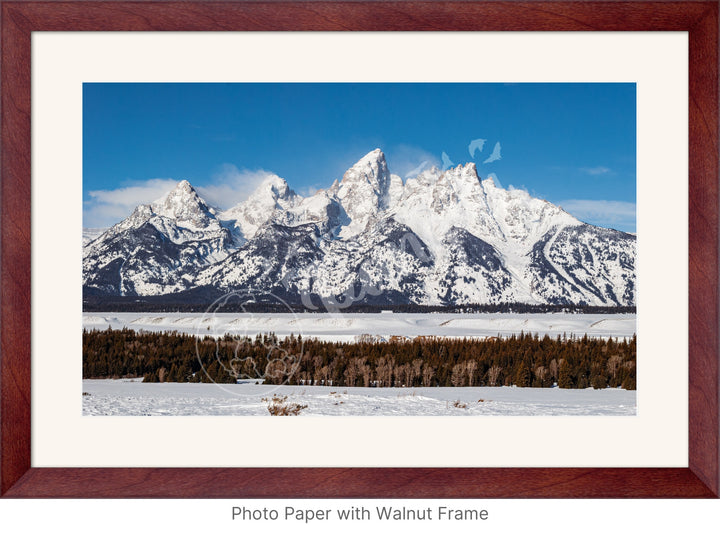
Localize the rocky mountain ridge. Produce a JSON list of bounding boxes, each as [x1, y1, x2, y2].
[[83, 149, 636, 308]]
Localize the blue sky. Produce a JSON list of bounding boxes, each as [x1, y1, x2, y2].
[[83, 83, 636, 231]]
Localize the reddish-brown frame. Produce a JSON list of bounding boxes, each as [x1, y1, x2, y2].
[[1, 1, 717, 498]]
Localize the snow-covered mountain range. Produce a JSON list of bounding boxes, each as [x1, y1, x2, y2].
[[83, 149, 636, 308]]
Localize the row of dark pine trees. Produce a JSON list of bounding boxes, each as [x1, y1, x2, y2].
[[83, 328, 636, 389]]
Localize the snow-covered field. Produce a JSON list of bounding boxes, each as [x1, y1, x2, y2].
[[83, 312, 636, 341], [82, 379, 636, 416]]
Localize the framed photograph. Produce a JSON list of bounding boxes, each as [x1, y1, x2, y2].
[[1, 1, 717, 498]]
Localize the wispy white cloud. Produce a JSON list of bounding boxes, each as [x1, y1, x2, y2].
[[196, 164, 275, 210], [87, 178, 178, 207], [507, 184, 529, 194], [84, 178, 179, 228], [83, 165, 276, 228], [582, 166, 612, 176], [404, 160, 433, 178], [385, 144, 442, 179], [297, 184, 323, 197], [558, 199, 636, 232]]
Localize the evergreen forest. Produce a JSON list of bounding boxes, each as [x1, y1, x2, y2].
[[83, 328, 637, 390]]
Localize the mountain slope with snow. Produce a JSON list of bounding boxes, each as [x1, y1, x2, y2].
[[83, 180, 238, 296], [83, 149, 636, 306]]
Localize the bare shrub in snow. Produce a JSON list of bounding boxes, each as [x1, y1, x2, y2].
[[262, 394, 307, 416]]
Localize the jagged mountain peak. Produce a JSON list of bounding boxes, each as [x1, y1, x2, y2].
[[222, 174, 296, 220], [481, 175, 498, 188], [354, 147, 385, 167], [157, 179, 198, 201], [145, 180, 222, 236], [252, 173, 294, 201], [408, 162, 480, 191], [176, 178, 193, 191], [219, 174, 301, 242], [409, 165, 443, 187], [154, 180, 201, 210], [435, 162, 484, 193], [451, 161, 479, 174], [334, 149, 394, 238], [340, 148, 391, 192]]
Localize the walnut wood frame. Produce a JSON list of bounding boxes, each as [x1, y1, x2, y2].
[[1, 0, 718, 498]]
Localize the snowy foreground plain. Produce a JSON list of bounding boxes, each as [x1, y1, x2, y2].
[[83, 312, 636, 341], [82, 379, 636, 416]]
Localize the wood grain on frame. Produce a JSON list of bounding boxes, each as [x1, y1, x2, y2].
[[1, 1, 717, 498]]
